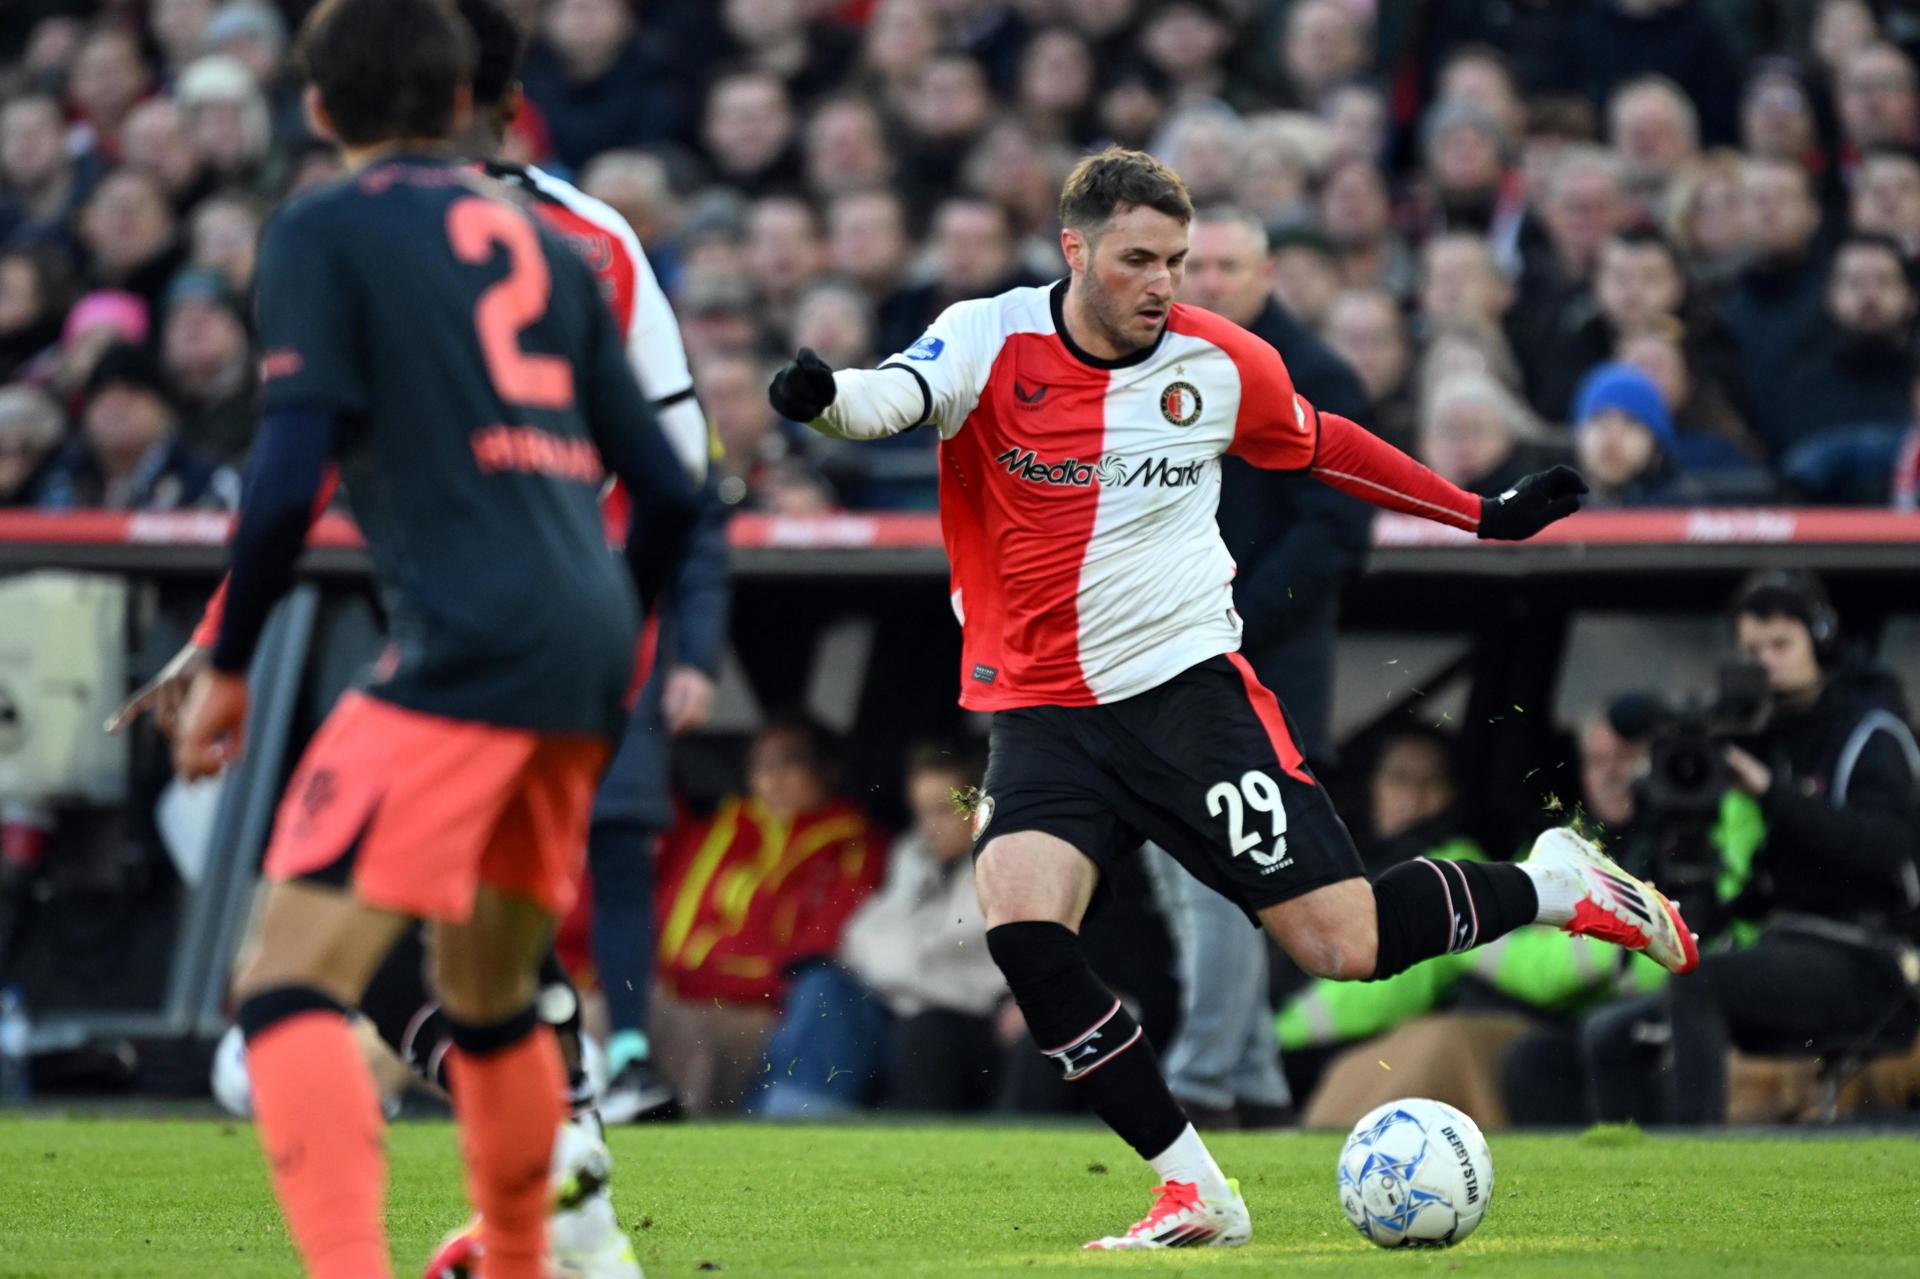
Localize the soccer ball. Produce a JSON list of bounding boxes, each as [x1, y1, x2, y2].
[[1337, 1098, 1494, 1248], [210, 1024, 254, 1118]]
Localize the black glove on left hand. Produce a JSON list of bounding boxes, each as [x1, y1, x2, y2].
[[768, 347, 838, 422], [1476, 465, 1589, 541]]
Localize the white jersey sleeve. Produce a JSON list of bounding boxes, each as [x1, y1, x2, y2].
[[622, 237, 707, 481], [815, 298, 1003, 442]]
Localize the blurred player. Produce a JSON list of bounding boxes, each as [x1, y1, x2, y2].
[[767, 147, 1695, 1251], [172, 2, 695, 1277], [111, 2, 705, 1273]]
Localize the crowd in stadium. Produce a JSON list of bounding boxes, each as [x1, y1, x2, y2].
[[6, 0, 1920, 514]]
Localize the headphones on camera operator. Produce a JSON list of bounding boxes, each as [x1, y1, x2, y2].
[[1732, 569, 1841, 668]]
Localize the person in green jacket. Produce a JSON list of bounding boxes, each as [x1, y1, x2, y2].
[[1278, 700, 1766, 1124]]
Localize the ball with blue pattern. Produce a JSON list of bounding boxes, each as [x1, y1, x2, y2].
[[1337, 1098, 1495, 1248]]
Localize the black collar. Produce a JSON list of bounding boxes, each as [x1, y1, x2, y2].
[[1049, 279, 1167, 370]]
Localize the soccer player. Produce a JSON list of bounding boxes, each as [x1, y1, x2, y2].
[[172, 2, 696, 1277], [766, 148, 1698, 1251]]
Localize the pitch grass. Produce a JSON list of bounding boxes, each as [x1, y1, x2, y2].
[[3, 1118, 1919, 1277]]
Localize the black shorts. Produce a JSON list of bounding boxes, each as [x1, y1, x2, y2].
[[973, 654, 1363, 915]]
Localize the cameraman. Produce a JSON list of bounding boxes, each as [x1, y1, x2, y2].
[[1663, 571, 1920, 1123]]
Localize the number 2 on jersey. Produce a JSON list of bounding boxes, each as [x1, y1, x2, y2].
[[447, 197, 573, 410]]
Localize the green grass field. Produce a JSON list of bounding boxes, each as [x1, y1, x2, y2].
[[3, 1117, 1919, 1277]]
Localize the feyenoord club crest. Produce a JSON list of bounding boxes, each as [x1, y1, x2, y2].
[[1160, 380, 1202, 426]]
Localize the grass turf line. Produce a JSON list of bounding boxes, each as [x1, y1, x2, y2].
[[2, 1118, 1918, 1276]]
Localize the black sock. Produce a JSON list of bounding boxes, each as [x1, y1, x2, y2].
[[986, 921, 1187, 1160], [537, 951, 596, 1119], [1370, 857, 1539, 979]]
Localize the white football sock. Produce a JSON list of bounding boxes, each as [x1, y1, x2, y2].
[[1519, 859, 1580, 926], [1147, 1124, 1233, 1200]]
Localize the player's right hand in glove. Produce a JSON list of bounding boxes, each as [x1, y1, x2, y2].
[[1476, 465, 1588, 540], [768, 347, 837, 421]]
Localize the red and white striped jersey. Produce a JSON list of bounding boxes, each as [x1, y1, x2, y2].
[[489, 162, 707, 481], [881, 281, 1322, 711]]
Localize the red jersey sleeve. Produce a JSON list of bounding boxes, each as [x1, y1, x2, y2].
[[1171, 306, 1319, 469]]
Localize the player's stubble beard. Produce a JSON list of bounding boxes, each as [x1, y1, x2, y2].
[[1076, 261, 1165, 358]]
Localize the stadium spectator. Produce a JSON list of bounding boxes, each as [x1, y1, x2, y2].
[[859, 0, 941, 108], [1607, 75, 1702, 215], [1740, 58, 1822, 168], [66, 23, 153, 160], [580, 150, 680, 259], [1723, 156, 1832, 433], [1760, 232, 1918, 456], [1836, 41, 1920, 156], [879, 197, 1033, 355], [1850, 145, 1920, 254], [802, 95, 894, 201], [1577, 0, 1741, 147], [1419, 102, 1525, 254], [1570, 361, 1711, 507], [157, 269, 252, 465], [1417, 370, 1549, 498], [0, 91, 96, 250], [1268, 225, 1344, 331], [1436, 44, 1527, 145], [701, 350, 794, 507], [825, 188, 910, 302], [1511, 147, 1631, 388], [1279, 0, 1372, 110], [744, 194, 825, 332], [651, 716, 885, 1115], [148, 0, 217, 80], [789, 277, 874, 373], [1015, 26, 1098, 143], [702, 67, 800, 192], [1811, 0, 1880, 81], [1317, 157, 1415, 299], [119, 99, 214, 215], [1153, 101, 1248, 206], [762, 743, 1007, 1115], [174, 55, 276, 195], [76, 168, 182, 309], [1318, 79, 1389, 165], [0, 383, 63, 506], [1139, 2, 1234, 103], [962, 120, 1075, 262], [896, 52, 995, 199], [35, 342, 235, 512], [1615, 323, 1766, 473], [720, 0, 856, 105], [1323, 288, 1416, 451], [1782, 364, 1920, 504], [50, 289, 148, 403], [0, 242, 76, 382], [184, 192, 260, 296], [1232, 111, 1326, 229], [1665, 149, 1751, 288], [519, 0, 685, 170], [1417, 232, 1514, 347]]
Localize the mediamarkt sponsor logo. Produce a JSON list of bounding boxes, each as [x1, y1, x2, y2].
[[995, 448, 1205, 489]]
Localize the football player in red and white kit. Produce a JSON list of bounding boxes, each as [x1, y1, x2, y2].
[[769, 148, 1698, 1251]]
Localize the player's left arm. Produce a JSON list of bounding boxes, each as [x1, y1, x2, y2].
[[1223, 329, 1585, 540]]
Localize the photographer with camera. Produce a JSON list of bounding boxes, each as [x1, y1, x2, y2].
[[1654, 571, 1920, 1123]]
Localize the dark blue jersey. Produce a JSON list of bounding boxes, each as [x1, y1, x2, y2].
[[252, 152, 692, 737]]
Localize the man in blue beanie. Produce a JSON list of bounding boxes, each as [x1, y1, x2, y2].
[[1573, 361, 1701, 506]]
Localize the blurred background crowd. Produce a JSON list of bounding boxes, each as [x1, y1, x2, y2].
[[9, 1, 1920, 515], [2, 1, 1919, 1132]]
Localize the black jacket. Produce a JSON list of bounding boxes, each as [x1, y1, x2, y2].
[[593, 475, 733, 828], [1739, 657, 1920, 933], [1215, 299, 1374, 652]]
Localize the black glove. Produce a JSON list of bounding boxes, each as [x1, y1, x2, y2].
[[768, 347, 838, 421], [1476, 465, 1588, 541]]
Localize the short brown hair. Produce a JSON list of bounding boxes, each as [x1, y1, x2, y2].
[[1059, 146, 1193, 234], [297, 0, 475, 147]]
